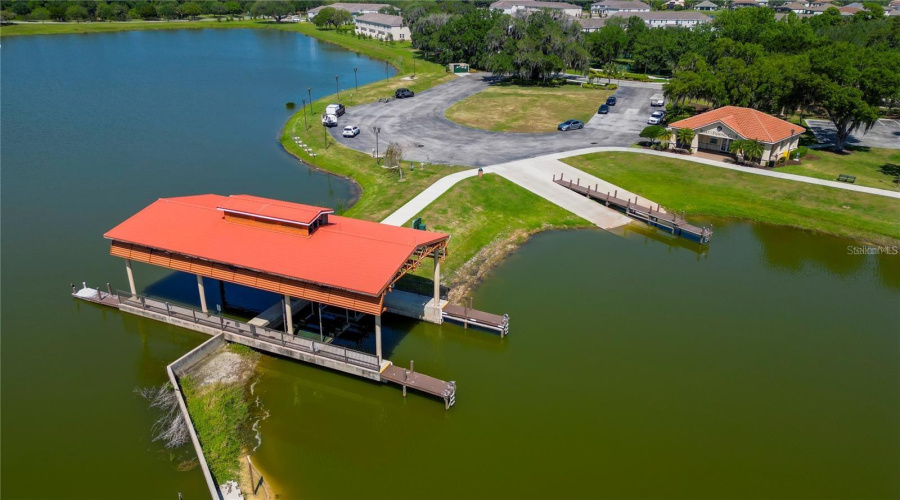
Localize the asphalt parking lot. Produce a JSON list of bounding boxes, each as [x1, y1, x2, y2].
[[327, 75, 664, 166], [806, 118, 900, 150]]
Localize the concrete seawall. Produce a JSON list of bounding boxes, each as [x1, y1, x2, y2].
[[167, 333, 226, 500]]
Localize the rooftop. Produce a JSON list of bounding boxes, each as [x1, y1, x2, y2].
[[578, 17, 608, 28], [695, 1, 718, 7], [308, 3, 389, 14], [591, 1, 651, 9], [104, 195, 449, 297], [355, 13, 404, 26], [609, 10, 711, 19], [669, 106, 806, 143], [490, 0, 581, 10]]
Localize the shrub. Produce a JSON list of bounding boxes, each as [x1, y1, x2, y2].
[[795, 146, 809, 158]]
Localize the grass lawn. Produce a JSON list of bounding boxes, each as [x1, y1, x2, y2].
[[445, 84, 613, 133], [563, 152, 900, 245], [775, 147, 900, 190], [409, 174, 589, 297]]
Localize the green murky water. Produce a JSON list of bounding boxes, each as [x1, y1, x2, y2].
[[2, 31, 898, 500]]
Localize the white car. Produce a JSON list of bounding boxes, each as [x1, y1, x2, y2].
[[647, 110, 666, 125], [342, 126, 360, 138]]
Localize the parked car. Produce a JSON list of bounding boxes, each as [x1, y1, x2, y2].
[[342, 125, 360, 137], [558, 119, 584, 131], [322, 114, 338, 127], [325, 103, 345, 117], [395, 88, 414, 99], [647, 110, 666, 125], [598, 104, 610, 114], [650, 94, 665, 107], [606, 96, 617, 106]]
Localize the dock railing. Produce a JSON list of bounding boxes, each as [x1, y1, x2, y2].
[[116, 290, 380, 371]]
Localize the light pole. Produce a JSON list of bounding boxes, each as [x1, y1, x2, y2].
[[307, 87, 312, 113], [301, 98, 308, 130], [353, 67, 358, 91], [335, 75, 340, 101], [372, 126, 381, 161]]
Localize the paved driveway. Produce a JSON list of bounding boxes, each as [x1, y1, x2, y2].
[[328, 75, 662, 166], [806, 119, 900, 150]]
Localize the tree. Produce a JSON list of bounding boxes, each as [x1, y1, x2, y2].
[[10, 2, 31, 16], [110, 3, 129, 21], [313, 7, 351, 28], [0, 10, 15, 22], [66, 5, 89, 22], [28, 7, 50, 22], [602, 61, 622, 84], [807, 43, 900, 151], [179, 2, 202, 20], [675, 128, 696, 149], [640, 125, 668, 147], [253, 1, 293, 22], [224, 1, 243, 19], [156, 2, 178, 21], [134, 2, 157, 20], [210, 2, 226, 20], [384, 142, 404, 169], [97, 3, 114, 21], [48, 3, 67, 21], [729, 139, 764, 163]]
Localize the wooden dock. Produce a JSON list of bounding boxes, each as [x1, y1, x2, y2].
[[553, 175, 712, 244], [442, 303, 510, 337], [72, 285, 458, 409], [380, 362, 456, 409]]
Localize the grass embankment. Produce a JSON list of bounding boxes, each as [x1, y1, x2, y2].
[[563, 152, 900, 245], [410, 174, 590, 300], [445, 83, 613, 133], [776, 147, 900, 190], [181, 344, 259, 483]]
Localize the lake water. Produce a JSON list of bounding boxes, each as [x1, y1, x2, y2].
[[0, 29, 387, 499], [3, 30, 899, 500], [250, 222, 900, 499]]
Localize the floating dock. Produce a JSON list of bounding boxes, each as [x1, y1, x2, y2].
[[554, 174, 712, 244], [442, 303, 510, 337]]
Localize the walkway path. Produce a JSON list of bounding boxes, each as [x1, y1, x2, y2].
[[382, 147, 900, 228]]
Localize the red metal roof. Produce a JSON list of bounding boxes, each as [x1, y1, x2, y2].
[[669, 106, 805, 143], [104, 195, 449, 297], [217, 195, 332, 226]]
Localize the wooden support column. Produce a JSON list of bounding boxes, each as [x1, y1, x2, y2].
[[284, 295, 293, 335], [197, 275, 208, 314], [375, 315, 383, 364], [433, 253, 441, 305], [125, 259, 136, 296]]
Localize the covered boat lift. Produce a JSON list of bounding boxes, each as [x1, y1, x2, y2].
[[95, 194, 457, 406]]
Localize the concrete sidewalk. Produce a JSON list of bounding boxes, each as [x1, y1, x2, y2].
[[381, 146, 900, 229]]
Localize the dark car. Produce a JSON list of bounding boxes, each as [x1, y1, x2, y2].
[[395, 88, 414, 99], [598, 104, 610, 114], [606, 96, 617, 106], [558, 119, 584, 131]]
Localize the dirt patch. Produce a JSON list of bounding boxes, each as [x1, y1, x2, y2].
[[190, 347, 258, 390]]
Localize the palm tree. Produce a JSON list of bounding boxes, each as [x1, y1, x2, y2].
[[675, 128, 696, 150], [729, 139, 764, 164], [742, 140, 764, 163], [656, 127, 672, 148], [728, 139, 747, 161]]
